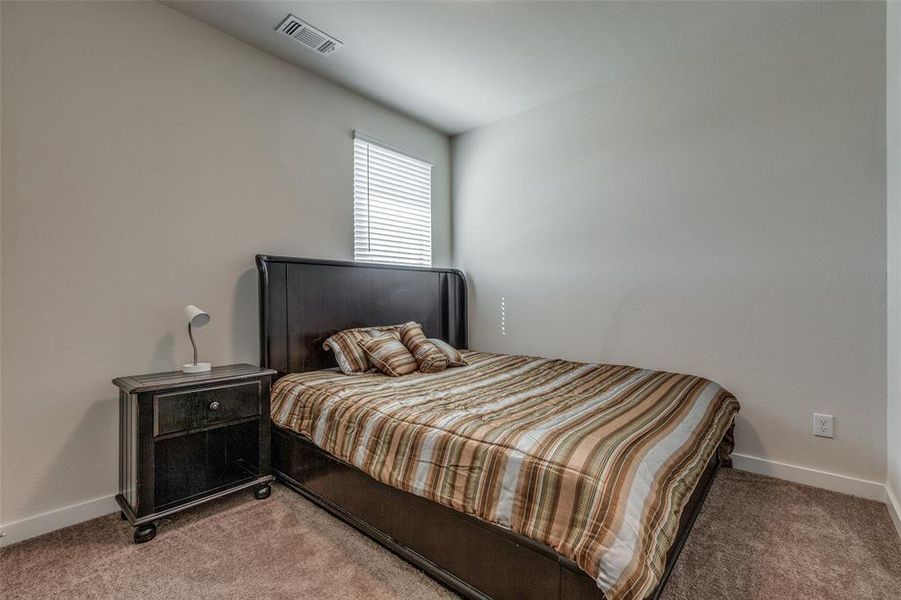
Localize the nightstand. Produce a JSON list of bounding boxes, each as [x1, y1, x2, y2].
[[112, 364, 277, 543]]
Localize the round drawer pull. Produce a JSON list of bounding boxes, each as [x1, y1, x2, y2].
[[209, 401, 220, 411]]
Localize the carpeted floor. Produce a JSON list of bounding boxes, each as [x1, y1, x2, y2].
[[660, 469, 901, 600], [1, 469, 899, 599]]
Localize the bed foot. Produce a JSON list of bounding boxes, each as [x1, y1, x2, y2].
[[133, 523, 156, 544], [253, 483, 271, 500]]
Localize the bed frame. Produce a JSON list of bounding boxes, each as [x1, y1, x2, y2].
[[257, 255, 731, 600]]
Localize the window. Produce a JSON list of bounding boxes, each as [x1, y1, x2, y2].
[[353, 133, 432, 267]]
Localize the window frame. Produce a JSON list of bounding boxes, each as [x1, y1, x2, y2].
[[352, 132, 433, 267]]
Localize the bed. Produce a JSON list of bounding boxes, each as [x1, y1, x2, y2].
[[257, 255, 738, 600]]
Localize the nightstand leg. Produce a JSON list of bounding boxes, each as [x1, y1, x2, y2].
[[120, 511, 128, 521], [133, 523, 156, 544], [253, 483, 271, 500]]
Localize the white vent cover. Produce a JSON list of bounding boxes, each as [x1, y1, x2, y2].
[[276, 15, 342, 56]]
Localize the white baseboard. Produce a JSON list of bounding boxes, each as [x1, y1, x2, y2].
[[0, 494, 118, 548], [886, 484, 901, 540], [731, 453, 886, 502], [2, 457, 898, 547]]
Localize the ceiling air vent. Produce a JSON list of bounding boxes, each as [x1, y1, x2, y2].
[[275, 15, 342, 57]]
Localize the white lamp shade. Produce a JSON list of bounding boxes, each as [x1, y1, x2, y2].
[[185, 305, 210, 328]]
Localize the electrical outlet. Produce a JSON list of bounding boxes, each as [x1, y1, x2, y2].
[[813, 413, 834, 438]]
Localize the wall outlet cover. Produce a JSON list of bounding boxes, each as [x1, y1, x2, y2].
[[813, 413, 834, 438]]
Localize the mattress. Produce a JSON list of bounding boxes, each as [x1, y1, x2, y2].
[[270, 351, 739, 600]]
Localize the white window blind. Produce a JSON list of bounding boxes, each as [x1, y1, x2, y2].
[[354, 134, 432, 267]]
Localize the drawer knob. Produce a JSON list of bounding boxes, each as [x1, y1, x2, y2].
[[209, 401, 220, 411]]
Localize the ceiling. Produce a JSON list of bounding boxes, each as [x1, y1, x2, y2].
[[164, 1, 811, 136]]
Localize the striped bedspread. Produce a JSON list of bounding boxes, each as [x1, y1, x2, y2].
[[271, 351, 739, 599]]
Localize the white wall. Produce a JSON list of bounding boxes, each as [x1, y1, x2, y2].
[[453, 2, 886, 482], [0, 1, 450, 529], [0, 0, 4, 536], [887, 0, 901, 524]]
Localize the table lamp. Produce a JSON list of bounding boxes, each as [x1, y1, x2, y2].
[[182, 305, 211, 373]]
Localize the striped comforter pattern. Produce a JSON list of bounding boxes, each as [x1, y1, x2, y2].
[[271, 351, 739, 599]]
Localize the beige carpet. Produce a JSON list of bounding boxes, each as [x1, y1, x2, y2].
[[1, 470, 899, 600], [661, 469, 901, 600]]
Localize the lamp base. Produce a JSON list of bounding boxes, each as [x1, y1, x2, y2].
[[182, 362, 211, 373]]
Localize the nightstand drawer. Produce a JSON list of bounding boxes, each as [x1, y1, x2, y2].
[[154, 381, 260, 436]]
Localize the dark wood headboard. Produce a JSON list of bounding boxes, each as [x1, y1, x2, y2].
[[256, 255, 467, 376]]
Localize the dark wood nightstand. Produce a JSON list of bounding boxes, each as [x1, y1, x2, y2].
[[113, 364, 277, 543]]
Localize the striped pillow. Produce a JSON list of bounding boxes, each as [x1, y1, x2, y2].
[[358, 334, 418, 377], [323, 326, 400, 375], [399, 322, 448, 373], [429, 338, 468, 367]]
